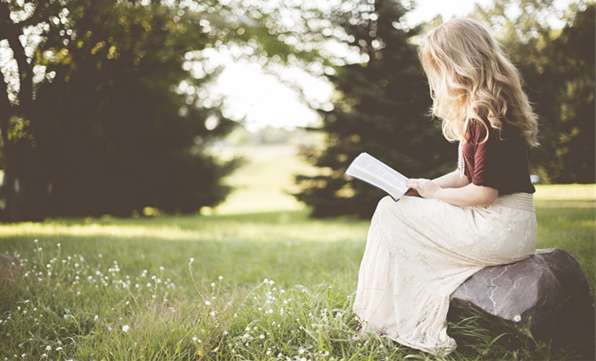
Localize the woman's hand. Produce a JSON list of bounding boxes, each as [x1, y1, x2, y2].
[[404, 187, 421, 197], [406, 178, 442, 199]]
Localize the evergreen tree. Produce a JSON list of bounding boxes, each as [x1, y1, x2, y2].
[[29, 1, 239, 217], [293, 0, 455, 218], [543, 4, 594, 182], [0, 0, 326, 219], [472, 0, 594, 183]]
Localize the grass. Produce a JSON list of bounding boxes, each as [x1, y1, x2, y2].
[[0, 144, 594, 360]]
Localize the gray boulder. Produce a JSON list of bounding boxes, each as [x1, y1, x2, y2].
[[449, 248, 595, 358]]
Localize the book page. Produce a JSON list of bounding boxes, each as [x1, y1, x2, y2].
[[345, 152, 409, 200]]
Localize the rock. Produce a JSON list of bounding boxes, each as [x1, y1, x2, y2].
[[0, 254, 21, 282], [448, 248, 595, 358]]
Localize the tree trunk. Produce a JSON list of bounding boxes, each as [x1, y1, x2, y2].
[[0, 63, 18, 221], [0, 3, 46, 221]]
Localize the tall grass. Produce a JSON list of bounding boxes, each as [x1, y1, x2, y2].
[[0, 144, 593, 360], [1, 237, 588, 361]]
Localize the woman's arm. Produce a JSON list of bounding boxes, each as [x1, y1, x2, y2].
[[406, 178, 498, 207], [404, 168, 469, 197], [433, 183, 498, 207], [431, 168, 469, 188]]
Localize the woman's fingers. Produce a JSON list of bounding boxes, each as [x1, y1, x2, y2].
[[406, 179, 419, 189]]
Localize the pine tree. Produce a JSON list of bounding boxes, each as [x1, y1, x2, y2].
[[472, 0, 595, 183], [293, 0, 455, 218]]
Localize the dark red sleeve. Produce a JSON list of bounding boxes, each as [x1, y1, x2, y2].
[[470, 120, 502, 190]]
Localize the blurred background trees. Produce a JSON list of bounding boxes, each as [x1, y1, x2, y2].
[[292, 0, 453, 217], [0, 0, 327, 220], [473, 0, 595, 184], [26, 0, 240, 218], [292, 0, 594, 218], [0, 0, 593, 220]]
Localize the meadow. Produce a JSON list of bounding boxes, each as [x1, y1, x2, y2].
[[0, 145, 594, 361]]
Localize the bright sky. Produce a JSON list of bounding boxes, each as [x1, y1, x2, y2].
[[208, 0, 495, 132]]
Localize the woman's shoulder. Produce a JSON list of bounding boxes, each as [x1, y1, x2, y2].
[[464, 116, 491, 144], [465, 116, 518, 145]]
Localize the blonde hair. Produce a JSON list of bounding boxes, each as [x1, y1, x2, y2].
[[417, 17, 540, 147]]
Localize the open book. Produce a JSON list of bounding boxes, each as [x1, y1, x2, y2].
[[345, 152, 410, 201]]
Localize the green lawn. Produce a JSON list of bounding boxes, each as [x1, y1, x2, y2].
[[0, 145, 593, 360]]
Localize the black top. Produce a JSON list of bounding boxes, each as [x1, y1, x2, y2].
[[462, 117, 535, 195]]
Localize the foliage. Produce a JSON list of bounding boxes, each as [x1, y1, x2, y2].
[[543, 4, 595, 182], [292, 0, 454, 218], [472, 0, 595, 183], [294, 0, 594, 218], [29, 1, 240, 217], [0, 0, 328, 219]]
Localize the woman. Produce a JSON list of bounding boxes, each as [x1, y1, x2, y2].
[[351, 17, 540, 357]]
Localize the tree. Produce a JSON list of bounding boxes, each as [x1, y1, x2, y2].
[[29, 2, 239, 217], [0, 1, 66, 220], [471, 0, 594, 183], [0, 0, 330, 219], [292, 0, 454, 218], [543, 4, 594, 182]]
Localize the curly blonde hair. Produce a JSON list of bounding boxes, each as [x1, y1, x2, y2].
[[417, 17, 540, 147]]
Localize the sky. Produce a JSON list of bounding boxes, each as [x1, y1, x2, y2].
[[206, 0, 496, 132]]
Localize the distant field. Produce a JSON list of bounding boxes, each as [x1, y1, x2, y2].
[[0, 145, 593, 360], [211, 144, 317, 214], [534, 183, 596, 200]]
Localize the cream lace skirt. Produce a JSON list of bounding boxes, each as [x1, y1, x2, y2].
[[352, 192, 537, 357]]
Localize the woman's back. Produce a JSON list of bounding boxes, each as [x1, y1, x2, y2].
[[460, 117, 536, 196]]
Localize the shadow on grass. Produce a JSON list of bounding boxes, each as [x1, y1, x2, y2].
[[447, 302, 592, 361]]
